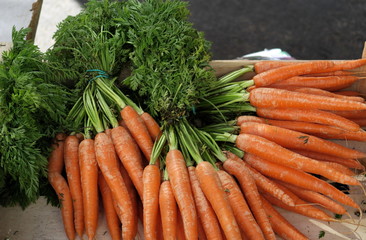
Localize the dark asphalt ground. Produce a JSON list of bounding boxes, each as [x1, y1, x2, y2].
[[78, 0, 366, 60]]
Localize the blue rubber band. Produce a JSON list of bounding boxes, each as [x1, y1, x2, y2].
[[86, 69, 109, 82]]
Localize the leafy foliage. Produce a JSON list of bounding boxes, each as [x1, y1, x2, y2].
[[121, 0, 215, 121], [0, 28, 71, 208]]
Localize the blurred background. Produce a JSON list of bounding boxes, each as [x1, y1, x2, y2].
[[2, 0, 366, 60]]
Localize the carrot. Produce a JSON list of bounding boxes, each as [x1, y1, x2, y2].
[[120, 105, 154, 161], [277, 181, 347, 215], [329, 110, 366, 119], [223, 157, 276, 240], [217, 169, 265, 240], [79, 138, 99, 240], [64, 135, 84, 238], [321, 162, 356, 176], [236, 133, 361, 185], [261, 196, 308, 240], [254, 61, 299, 74], [197, 219, 208, 240], [166, 149, 197, 240], [141, 112, 162, 142], [177, 209, 187, 240], [291, 149, 365, 170], [305, 70, 355, 77], [239, 121, 366, 159], [268, 75, 359, 90], [159, 179, 178, 240], [95, 132, 137, 240], [243, 117, 366, 142], [195, 161, 242, 240], [249, 87, 366, 111], [253, 60, 335, 87], [188, 166, 223, 240], [262, 190, 334, 222], [111, 126, 144, 199], [290, 87, 365, 102], [256, 107, 361, 132], [351, 118, 366, 127], [48, 133, 75, 240], [143, 164, 161, 240], [312, 59, 366, 73], [98, 172, 121, 240], [118, 161, 139, 236], [334, 90, 364, 96], [244, 153, 359, 209], [225, 151, 295, 207]]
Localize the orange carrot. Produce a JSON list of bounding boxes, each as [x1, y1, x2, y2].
[[262, 189, 334, 222], [64, 135, 84, 238], [223, 157, 276, 240], [95, 132, 137, 240], [244, 153, 359, 209], [98, 172, 121, 240], [261, 196, 308, 240], [188, 166, 223, 240], [329, 110, 366, 119], [196, 161, 242, 240], [111, 126, 144, 199], [225, 151, 295, 207], [121, 105, 153, 161], [351, 118, 366, 127], [322, 161, 356, 176], [305, 70, 355, 77], [177, 209, 187, 240], [159, 180, 178, 240], [239, 121, 366, 159], [256, 107, 361, 132], [79, 138, 99, 240], [313, 59, 366, 73], [254, 61, 299, 74], [217, 169, 265, 240], [249, 87, 366, 111], [243, 117, 366, 142], [253, 60, 334, 87], [268, 75, 359, 90], [277, 181, 347, 215], [291, 149, 365, 170], [143, 164, 161, 240], [291, 87, 365, 102], [334, 90, 364, 96], [197, 219, 208, 240], [141, 112, 162, 142], [166, 149, 197, 240], [48, 133, 75, 240], [236, 133, 361, 185]]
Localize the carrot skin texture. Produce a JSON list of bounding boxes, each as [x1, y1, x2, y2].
[[253, 60, 335, 87], [95, 132, 137, 240], [196, 161, 242, 240], [111, 126, 144, 199], [48, 134, 75, 240], [278, 181, 347, 215], [143, 164, 161, 240], [223, 158, 276, 240], [239, 121, 366, 159], [79, 139, 99, 240], [256, 107, 361, 132], [261, 196, 308, 240], [244, 153, 359, 209], [291, 87, 365, 102], [236, 134, 361, 186], [188, 166, 223, 240], [217, 170, 265, 240], [64, 135, 84, 238], [121, 106, 153, 161], [166, 149, 197, 240], [159, 180, 178, 240], [141, 112, 162, 142], [268, 75, 359, 90], [98, 172, 121, 240], [225, 151, 295, 207], [249, 87, 366, 111], [291, 149, 365, 170]]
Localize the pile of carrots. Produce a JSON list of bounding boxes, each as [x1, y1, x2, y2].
[[47, 58, 366, 240]]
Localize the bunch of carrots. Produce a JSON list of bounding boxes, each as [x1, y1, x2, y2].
[[47, 58, 366, 240]]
